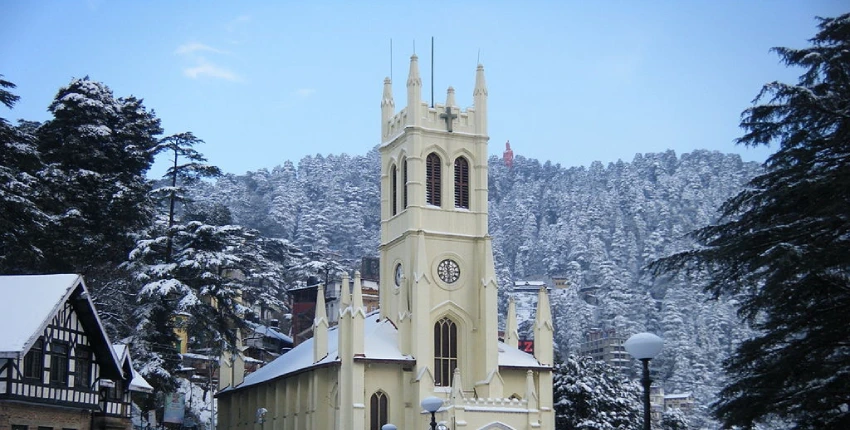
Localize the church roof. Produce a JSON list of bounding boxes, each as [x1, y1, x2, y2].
[[224, 310, 546, 393]]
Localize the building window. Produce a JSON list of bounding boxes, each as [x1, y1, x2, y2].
[[369, 391, 389, 430], [391, 164, 398, 216], [426, 153, 441, 206], [402, 158, 408, 209], [454, 157, 469, 209], [12, 425, 28, 430], [49, 342, 69, 385], [23, 338, 44, 380], [105, 379, 125, 401], [434, 317, 457, 386], [75, 346, 91, 388]]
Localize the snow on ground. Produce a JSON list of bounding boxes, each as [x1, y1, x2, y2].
[[178, 377, 217, 429]]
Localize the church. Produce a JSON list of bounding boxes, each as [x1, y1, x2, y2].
[[216, 54, 555, 430]]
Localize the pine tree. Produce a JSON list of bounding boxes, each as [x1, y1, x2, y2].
[[35, 77, 162, 274], [154, 132, 221, 262], [553, 355, 642, 430], [0, 76, 47, 272], [652, 14, 850, 429]]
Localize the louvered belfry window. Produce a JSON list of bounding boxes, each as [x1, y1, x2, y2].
[[426, 153, 441, 206], [391, 165, 398, 216], [434, 317, 458, 386], [454, 157, 469, 209], [402, 158, 408, 208], [370, 391, 389, 430]]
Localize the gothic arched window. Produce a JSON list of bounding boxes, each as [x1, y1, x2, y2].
[[454, 156, 469, 209], [370, 390, 389, 430], [402, 158, 408, 209], [391, 164, 398, 216], [434, 317, 458, 386], [426, 153, 441, 206]]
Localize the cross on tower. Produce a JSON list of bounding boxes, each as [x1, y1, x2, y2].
[[440, 106, 457, 133]]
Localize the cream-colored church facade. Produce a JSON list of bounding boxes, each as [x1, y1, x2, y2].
[[216, 54, 555, 430]]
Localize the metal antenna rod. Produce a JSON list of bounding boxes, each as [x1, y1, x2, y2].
[[431, 36, 435, 108]]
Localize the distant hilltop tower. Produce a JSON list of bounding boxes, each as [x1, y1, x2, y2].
[[504, 140, 514, 168]]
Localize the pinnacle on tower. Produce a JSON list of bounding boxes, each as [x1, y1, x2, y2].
[[382, 77, 394, 107], [446, 86, 456, 107], [473, 63, 488, 134], [506, 296, 519, 349], [313, 284, 328, 362], [534, 287, 554, 366], [407, 54, 422, 89], [406, 54, 422, 124], [474, 64, 487, 97], [381, 77, 395, 139]]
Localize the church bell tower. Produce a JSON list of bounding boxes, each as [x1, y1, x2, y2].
[[378, 54, 500, 398]]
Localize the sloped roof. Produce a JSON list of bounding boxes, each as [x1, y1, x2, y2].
[[113, 344, 154, 393], [0, 274, 123, 379], [224, 311, 545, 393], [246, 321, 293, 345]]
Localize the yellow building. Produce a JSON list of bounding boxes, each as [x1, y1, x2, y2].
[[216, 54, 555, 430]]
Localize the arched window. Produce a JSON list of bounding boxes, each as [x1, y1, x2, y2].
[[370, 390, 389, 430], [426, 153, 441, 206], [454, 157, 469, 209], [434, 317, 457, 386], [391, 165, 398, 216], [402, 158, 408, 209]]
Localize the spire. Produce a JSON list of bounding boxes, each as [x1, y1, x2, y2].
[[340, 272, 351, 310], [406, 54, 422, 125], [505, 296, 518, 349], [352, 271, 365, 357], [382, 77, 394, 107], [313, 284, 328, 362], [473, 63, 488, 135], [446, 86, 456, 107], [407, 54, 422, 88], [525, 369, 539, 411], [352, 271, 364, 314], [533, 287, 554, 366], [381, 77, 395, 139], [474, 63, 487, 97]]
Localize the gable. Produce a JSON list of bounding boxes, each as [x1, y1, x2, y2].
[[0, 274, 122, 379]]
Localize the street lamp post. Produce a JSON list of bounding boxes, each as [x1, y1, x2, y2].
[[421, 396, 444, 430], [624, 332, 664, 430]]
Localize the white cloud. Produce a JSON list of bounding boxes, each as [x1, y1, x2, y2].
[[295, 88, 316, 98], [183, 60, 241, 82], [175, 42, 227, 56]]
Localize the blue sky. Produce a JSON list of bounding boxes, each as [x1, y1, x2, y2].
[[1, 1, 846, 177]]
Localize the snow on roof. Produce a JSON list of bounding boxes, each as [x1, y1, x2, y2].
[[0, 274, 124, 378], [233, 311, 410, 391], [227, 311, 544, 392], [247, 321, 293, 345], [664, 392, 693, 400], [0, 274, 82, 357], [112, 343, 154, 393], [497, 342, 546, 368]]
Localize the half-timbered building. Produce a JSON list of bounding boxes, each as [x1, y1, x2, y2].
[[0, 274, 150, 430]]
